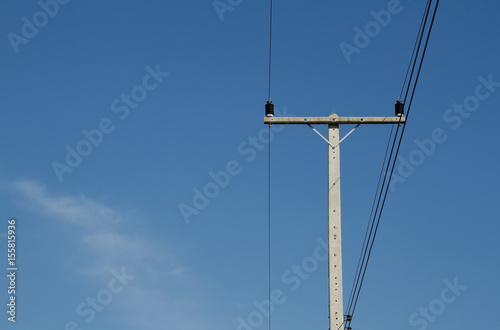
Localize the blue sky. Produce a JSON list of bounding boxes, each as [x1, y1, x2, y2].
[[1, 0, 499, 329]]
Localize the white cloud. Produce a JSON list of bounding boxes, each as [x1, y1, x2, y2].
[[12, 179, 122, 229], [8, 179, 230, 329], [11, 179, 183, 279]]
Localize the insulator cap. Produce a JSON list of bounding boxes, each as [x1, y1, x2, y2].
[[265, 101, 274, 117], [395, 99, 404, 117]]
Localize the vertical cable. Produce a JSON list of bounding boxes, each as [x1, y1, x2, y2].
[[267, 124, 272, 330], [268, 0, 273, 101], [267, 1, 274, 326], [267, 1, 274, 327]]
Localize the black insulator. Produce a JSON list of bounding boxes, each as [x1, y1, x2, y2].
[[265, 100, 274, 117], [395, 99, 404, 117], [346, 315, 353, 322]]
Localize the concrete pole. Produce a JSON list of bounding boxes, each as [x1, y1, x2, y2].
[[329, 123, 344, 330], [264, 113, 405, 329]]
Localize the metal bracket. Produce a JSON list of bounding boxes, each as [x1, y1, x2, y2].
[[308, 124, 361, 149], [308, 124, 335, 148]]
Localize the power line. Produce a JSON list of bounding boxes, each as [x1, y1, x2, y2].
[[267, 2, 274, 329], [347, 122, 403, 319], [347, 0, 439, 322], [344, 124, 394, 314], [400, 0, 432, 100], [402, 0, 433, 105], [268, 0, 273, 101], [345, 1, 439, 326], [267, 124, 272, 330]]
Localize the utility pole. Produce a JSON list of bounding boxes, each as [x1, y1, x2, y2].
[[264, 107, 405, 330]]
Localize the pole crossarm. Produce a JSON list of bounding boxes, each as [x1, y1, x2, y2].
[[264, 115, 406, 125]]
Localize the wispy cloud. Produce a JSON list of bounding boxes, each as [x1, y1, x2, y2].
[[9, 179, 227, 329], [11, 180, 158, 276], [12, 180, 122, 229]]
